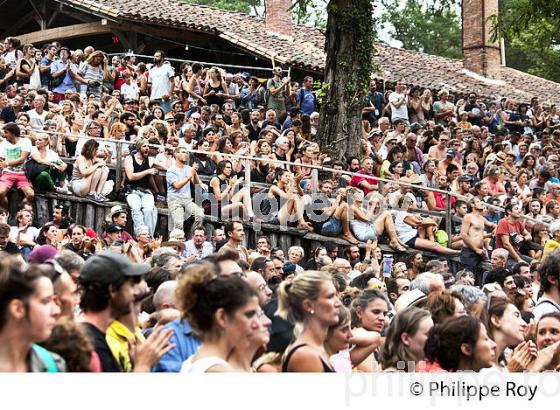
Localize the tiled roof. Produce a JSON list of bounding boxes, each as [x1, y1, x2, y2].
[[56, 0, 560, 102], [55, 0, 327, 71], [373, 44, 560, 103]]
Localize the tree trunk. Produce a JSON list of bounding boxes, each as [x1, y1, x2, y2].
[[316, 0, 375, 161]]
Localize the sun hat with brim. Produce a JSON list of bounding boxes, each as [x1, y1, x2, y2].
[[80, 251, 149, 286], [161, 240, 185, 253], [394, 289, 428, 313], [495, 152, 507, 162]]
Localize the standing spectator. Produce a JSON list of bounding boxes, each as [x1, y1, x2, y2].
[[433, 89, 455, 126], [50, 47, 77, 102], [267, 67, 289, 118], [39, 44, 56, 88], [74, 51, 104, 98], [388, 80, 408, 124], [124, 139, 161, 238], [297, 76, 316, 115], [0, 122, 34, 210], [149, 50, 175, 113]]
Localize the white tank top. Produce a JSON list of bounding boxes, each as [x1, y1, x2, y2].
[[180, 356, 229, 373]]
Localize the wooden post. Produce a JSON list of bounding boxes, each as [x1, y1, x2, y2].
[[244, 159, 251, 192], [311, 168, 318, 194], [445, 193, 452, 248], [115, 142, 123, 190]]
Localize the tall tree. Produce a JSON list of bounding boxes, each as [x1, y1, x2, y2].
[[379, 0, 461, 59], [295, 0, 376, 159], [492, 0, 560, 83]]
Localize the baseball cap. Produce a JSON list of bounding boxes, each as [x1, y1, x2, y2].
[[123, 98, 136, 104], [457, 175, 471, 182], [105, 223, 123, 234], [446, 148, 456, 157], [80, 251, 149, 286], [241, 72, 250, 81]]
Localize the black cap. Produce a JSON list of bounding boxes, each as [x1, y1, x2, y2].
[[80, 251, 149, 286], [105, 223, 123, 234], [123, 98, 136, 104]]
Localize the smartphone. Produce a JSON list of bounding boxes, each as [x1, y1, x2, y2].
[[382, 254, 394, 278]]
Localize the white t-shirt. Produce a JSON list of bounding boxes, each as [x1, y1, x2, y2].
[[0, 137, 33, 173], [27, 109, 48, 130], [121, 82, 139, 100], [148, 64, 175, 100], [9, 225, 39, 245], [533, 296, 560, 321], [389, 91, 408, 121]]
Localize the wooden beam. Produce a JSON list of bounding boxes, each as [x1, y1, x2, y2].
[[18, 21, 112, 44]]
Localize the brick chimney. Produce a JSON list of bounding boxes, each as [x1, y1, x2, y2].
[[265, 0, 293, 39], [462, 0, 501, 79]]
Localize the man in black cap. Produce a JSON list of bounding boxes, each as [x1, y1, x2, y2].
[[78, 251, 149, 372], [103, 223, 123, 248]]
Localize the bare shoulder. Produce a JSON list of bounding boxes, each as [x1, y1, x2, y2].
[[286, 345, 325, 372]]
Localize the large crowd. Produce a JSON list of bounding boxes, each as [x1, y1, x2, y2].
[[1, 36, 560, 373]]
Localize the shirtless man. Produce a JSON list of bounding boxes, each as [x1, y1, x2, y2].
[[460, 198, 488, 285], [427, 130, 450, 161]]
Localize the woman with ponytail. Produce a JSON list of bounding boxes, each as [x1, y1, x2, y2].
[[176, 263, 261, 373], [278, 271, 340, 372], [422, 316, 496, 372]]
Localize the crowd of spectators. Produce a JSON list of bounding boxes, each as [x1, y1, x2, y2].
[[1, 37, 560, 373]]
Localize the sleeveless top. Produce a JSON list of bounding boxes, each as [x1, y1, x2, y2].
[[206, 82, 224, 106], [181, 356, 229, 373], [282, 344, 334, 373], [129, 155, 151, 190]]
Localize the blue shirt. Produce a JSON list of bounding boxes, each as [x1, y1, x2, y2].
[[297, 88, 316, 115], [50, 60, 77, 94], [166, 164, 193, 199], [152, 319, 201, 372], [40, 56, 53, 87]]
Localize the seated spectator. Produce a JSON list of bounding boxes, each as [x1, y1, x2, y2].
[[209, 160, 256, 221], [0, 122, 34, 209], [29, 133, 68, 193], [70, 139, 110, 202], [394, 195, 460, 255]]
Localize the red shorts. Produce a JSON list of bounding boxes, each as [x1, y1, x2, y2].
[[53, 93, 66, 103], [0, 172, 32, 190]]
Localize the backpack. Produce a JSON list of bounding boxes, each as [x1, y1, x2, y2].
[[32, 344, 59, 372]]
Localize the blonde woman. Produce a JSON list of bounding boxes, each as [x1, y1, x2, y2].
[[278, 270, 341, 372]]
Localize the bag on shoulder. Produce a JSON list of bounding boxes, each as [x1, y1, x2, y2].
[[24, 158, 49, 181]]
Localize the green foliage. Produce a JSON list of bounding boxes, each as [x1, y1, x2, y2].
[[181, 0, 262, 14], [492, 0, 560, 83], [379, 0, 462, 59], [291, 0, 328, 28]]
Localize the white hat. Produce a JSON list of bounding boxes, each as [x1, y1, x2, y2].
[[394, 289, 427, 313]]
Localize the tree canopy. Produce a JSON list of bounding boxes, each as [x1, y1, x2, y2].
[[379, 0, 462, 59]]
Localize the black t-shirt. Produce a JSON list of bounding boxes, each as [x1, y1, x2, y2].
[[0, 106, 16, 123], [463, 103, 483, 126], [0, 241, 21, 255], [83, 322, 121, 372], [247, 122, 261, 142]]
